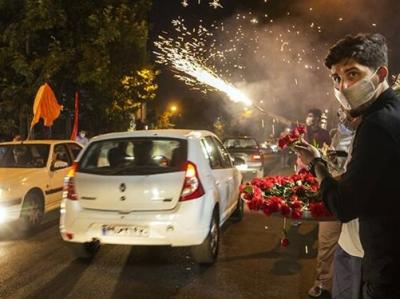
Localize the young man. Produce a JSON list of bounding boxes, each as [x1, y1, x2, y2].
[[305, 108, 331, 149], [296, 33, 400, 299]]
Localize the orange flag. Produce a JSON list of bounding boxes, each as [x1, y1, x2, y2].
[[30, 83, 63, 129]]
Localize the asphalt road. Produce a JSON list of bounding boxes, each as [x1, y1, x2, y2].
[[0, 154, 319, 299]]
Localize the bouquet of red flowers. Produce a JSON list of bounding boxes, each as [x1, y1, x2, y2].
[[278, 124, 306, 149], [240, 169, 333, 248], [240, 169, 332, 220]]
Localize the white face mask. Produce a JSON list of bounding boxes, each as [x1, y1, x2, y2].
[[334, 69, 379, 111]]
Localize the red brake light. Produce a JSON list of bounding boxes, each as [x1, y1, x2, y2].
[[64, 162, 79, 201], [180, 161, 205, 201], [251, 154, 262, 161]]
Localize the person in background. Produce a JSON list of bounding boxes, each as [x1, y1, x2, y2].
[[305, 108, 337, 299], [296, 33, 400, 299], [305, 108, 331, 148], [280, 127, 292, 168], [76, 130, 89, 146], [331, 109, 363, 299]]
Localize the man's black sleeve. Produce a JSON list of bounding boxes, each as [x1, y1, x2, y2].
[[320, 120, 394, 222]]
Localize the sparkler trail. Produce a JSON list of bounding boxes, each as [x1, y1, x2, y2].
[[154, 18, 252, 106]]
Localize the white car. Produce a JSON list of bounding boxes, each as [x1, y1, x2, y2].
[[0, 140, 83, 230], [60, 130, 243, 264]]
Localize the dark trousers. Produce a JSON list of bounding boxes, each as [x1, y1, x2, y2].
[[332, 245, 362, 299]]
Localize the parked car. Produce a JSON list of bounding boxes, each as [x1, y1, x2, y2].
[[60, 130, 243, 264], [0, 140, 83, 230], [223, 137, 264, 178]]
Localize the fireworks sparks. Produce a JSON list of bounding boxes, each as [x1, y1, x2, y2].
[[161, 1, 380, 117], [209, 0, 223, 9], [180, 0, 223, 9], [154, 19, 251, 106]]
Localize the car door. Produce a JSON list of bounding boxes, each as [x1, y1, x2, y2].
[[47, 143, 72, 211], [202, 136, 231, 223], [212, 137, 239, 212]]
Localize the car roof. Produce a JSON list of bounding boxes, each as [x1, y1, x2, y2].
[[90, 129, 217, 142], [0, 140, 80, 145]]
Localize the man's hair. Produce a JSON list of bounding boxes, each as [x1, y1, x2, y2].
[[325, 33, 388, 69], [308, 108, 322, 119]]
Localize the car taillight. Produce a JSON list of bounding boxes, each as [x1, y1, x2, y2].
[[251, 154, 262, 161], [180, 161, 205, 201], [64, 162, 79, 201]]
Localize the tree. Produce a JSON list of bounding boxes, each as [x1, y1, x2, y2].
[[108, 66, 159, 130], [0, 0, 154, 137]]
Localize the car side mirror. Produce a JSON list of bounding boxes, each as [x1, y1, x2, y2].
[[51, 160, 69, 170]]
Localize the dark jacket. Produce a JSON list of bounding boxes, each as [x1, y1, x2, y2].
[[321, 88, 400, 287]]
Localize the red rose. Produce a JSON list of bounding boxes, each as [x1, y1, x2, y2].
[[291, 208, 302, 219], [310, 202, 332, 218], [296, 125, 306, 135], [262, 204, 272, 216], [290, 199, 303, 209], [267, 196, 283, 213], [265, 178, 276, 189], [280, 238, 290, 248]]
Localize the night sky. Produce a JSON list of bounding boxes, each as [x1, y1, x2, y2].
[[149, 0, 400, 136]]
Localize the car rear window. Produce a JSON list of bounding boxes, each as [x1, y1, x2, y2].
[[78, 137, 187, 175], [223, 138, 258, 149]]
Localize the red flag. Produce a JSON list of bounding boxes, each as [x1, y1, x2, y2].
[[70, 92, 79, 140]]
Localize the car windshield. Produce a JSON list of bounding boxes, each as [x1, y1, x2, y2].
[[78, 137, 187, 175], [0, 144, 50, 168], [223, 138, 258, 149]]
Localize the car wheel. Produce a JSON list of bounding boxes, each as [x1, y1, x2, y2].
[[231, 195, 244, 222], [20, 191, 44, 231], [67, 240, 100, 260], [190, 208, 220, 265]]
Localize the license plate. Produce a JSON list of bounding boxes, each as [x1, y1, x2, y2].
[[101, 224, 149, 237]]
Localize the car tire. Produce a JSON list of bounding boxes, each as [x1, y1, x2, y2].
[[190, 207, 220, 265], [67, 240, 100, 260], [20, 191, 44, 232], [231, 195, 244, 222]]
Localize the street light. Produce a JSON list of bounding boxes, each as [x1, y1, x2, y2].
[[170, 105, 177, 113]]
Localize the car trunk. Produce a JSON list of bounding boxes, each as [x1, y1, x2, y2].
[[75, 136, 188, 212], [75, 171, 185, 212]]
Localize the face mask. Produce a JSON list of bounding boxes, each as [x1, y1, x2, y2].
[[338, 122, 354, 135], [334, 69, 380, 111]]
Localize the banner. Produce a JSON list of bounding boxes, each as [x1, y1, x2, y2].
[[30, 83, 62, 129]]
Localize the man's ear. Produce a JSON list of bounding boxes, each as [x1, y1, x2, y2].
[[377, 66, 388, 82]]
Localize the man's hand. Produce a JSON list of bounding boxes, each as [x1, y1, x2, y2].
[[293, 139, 321, 165]]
